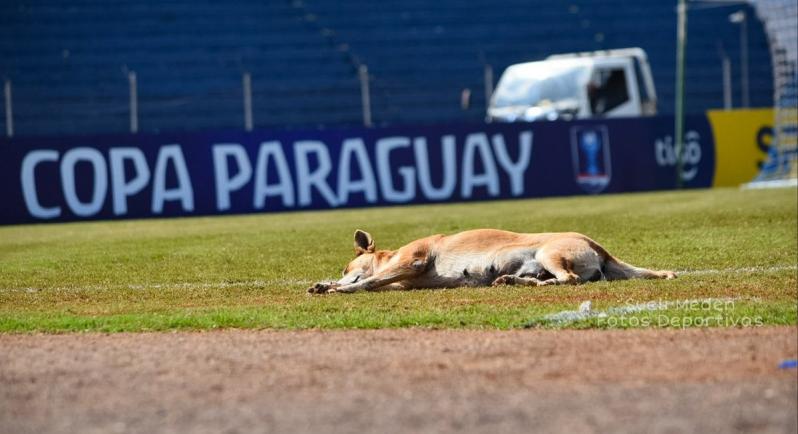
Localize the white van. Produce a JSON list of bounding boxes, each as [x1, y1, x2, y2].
[[487, 48, 657, 122]]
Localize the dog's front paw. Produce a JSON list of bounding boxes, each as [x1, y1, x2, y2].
[[661, 271, 677, 280], [491, 275, 516, 286], [307, 281, 339, 294]]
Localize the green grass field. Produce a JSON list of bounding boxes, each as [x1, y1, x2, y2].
[[1, 187, 796, 333]]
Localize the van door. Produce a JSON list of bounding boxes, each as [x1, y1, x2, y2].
[[586, 60, 641, 118]]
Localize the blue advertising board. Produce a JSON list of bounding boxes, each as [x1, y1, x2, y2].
[[0, 116, 715, 225]]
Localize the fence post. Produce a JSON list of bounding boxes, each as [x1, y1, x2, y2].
[[729, 10, 750, 108], [242, 72, 253, 131], [359, 64, 372, 127], [722, 56, 732, 110], [4, 79, 12, 138], [674, 0, 687, 187], [740, 12, 749, 108], [128, 71, 138, 133], [483, 64, 494, 105]]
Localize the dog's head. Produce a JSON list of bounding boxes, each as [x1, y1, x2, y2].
[[337, 229, 381, 285]]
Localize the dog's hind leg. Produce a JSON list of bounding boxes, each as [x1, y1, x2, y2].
[[531, 237, 607, 286], [534, 254, 583, 286]]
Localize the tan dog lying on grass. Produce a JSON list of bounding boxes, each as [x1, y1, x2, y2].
[[308, 229, 676, 294]]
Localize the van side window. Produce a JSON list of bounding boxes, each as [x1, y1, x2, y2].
[[588, 68, 629, 115], [632, 58, 650, 103]]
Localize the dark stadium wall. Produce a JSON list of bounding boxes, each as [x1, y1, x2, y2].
[[0, 1, 773, 137]]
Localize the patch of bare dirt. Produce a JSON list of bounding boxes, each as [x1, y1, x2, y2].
[[1, 327, 796, 434]]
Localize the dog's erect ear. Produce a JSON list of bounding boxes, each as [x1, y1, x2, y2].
[[353, 229, 375, 256]]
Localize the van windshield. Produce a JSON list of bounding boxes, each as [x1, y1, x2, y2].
[[492, 62, 591, 109]]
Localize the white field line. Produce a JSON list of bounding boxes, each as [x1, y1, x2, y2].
[[124, 279, 314, 290], [14, 279, 314, 293], [7, 264, 796, 292], [676, 264, 797, 276]]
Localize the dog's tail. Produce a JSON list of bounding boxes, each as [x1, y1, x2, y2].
[[602, 257, 676, 280], [588, 240, 676, 281]]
